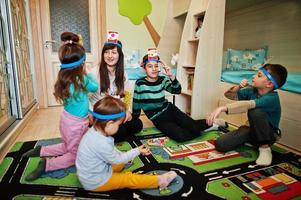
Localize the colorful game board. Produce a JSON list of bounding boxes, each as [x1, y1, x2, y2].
[[0, 127, 300, 200]]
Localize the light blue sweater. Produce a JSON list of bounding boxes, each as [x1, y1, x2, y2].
[[64, 73, 98, 118], [75, 127, 140, 190]]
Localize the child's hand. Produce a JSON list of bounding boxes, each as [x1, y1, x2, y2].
[[206, 106, 227, 126], [138, 145, 151, 156], [124, 111, 132, 123], [88, 113, 93, 126], [160, 61, 175, 80], [239, 79, 249, 88]]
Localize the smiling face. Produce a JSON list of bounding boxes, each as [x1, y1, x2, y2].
[[103, 46, 119, 67], [144, 61, 160, 81], [252, 69, 273, 90]]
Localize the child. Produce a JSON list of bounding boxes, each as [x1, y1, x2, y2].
[[207, 64, 287, 166], [132, 48, 219, 142], [89, 31, 142, 142], [76, 96, 177, 191], [23, 32, 99, 181]]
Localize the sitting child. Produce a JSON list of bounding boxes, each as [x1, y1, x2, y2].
[[76, 96, 177, 191], [207, 64, 287, 166], [132, 48, 223, 142]]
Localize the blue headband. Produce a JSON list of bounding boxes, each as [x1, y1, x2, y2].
[[60, 54, 86, 69], [89, 110, 126, 120], [260, 67, 279, 89], [104, 42, 122, 49], [143, 59, 160, 66]]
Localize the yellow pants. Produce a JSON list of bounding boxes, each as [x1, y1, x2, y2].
[[93, 164, 158, 192]]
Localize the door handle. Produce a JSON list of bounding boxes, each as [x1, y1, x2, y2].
[[44, 40, 58, 49]]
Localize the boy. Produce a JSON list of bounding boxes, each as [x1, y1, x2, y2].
[[207, 64, 287, 166], [132, 48, 221, 142]]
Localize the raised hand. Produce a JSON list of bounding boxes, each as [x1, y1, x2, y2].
[[239, 79, 249, 88], [160, 61, 175, 80]]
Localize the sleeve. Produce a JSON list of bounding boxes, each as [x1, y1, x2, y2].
[[163, 77, 182, 94], [99, 144, 140, 165], [226, 100, 256, 114], [254, 94, 276, 109], [224, 86, 239, 100], [237, 87, 252, 100], [132, 81, 142, 118], [85, 73, 99, 93]]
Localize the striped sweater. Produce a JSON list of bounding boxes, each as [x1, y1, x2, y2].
[[133, 76, 181, 120]]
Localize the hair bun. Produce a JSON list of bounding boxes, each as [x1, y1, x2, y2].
[[61, 32, 79, 44]]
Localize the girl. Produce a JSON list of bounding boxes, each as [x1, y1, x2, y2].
[[89, 32, 142, 142], [24, 32, 99, 181], [76, 96, 177, 191], [132, 48, 222, 142]]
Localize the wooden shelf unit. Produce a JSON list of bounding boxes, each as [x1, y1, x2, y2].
[[175, 0, 225, 118]]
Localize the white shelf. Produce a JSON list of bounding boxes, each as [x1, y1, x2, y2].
[[173, 11, 188, 19], [175, 0, 225, 118], [193, 10, 206, 17], [182, 90, 192, 96], [182, 65, 195, 68], [188, 38, 199, 43]]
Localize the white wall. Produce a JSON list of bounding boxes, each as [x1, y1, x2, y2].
[[224, 0, 301, 72]]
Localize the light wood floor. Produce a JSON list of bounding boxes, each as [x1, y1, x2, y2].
[[0, 107, 154, 162]]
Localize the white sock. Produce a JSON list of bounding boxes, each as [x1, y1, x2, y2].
[[256, 147, 272, 166], [203, 123, 219, 132], [214, 118, 228, 127], [158, 171, 177, 189]]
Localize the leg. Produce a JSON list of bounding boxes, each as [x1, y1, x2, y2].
[[112, 163, 125, 172], [215, 126, 251, 152], [124, 117, 143, 135], [40, 143, 68, 157], [153, 105, 199, 142], [45, 112, 88, 171], [170, 104, 210, 134], [248, 108, 276, 166], [154, 121, 197, 142], [93, 171, 177, 191], [93, 172, 158, 191], [23, 145, 42, 157], [113, 117, 143, 142], [25, 158, 46, 181], [248, 108, 277, 146]]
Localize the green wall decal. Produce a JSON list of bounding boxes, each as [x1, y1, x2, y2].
[[118, 0, 161, 46]]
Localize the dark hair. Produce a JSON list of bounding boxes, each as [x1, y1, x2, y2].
[[92, 96, 126, 130], [141, 54, 160, 68], [99, 41, 125, 97], [53, 32, 86, 103], [263, 64, 287, 89]]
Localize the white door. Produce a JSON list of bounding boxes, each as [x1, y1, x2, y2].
[[40, 0, 101, 106]]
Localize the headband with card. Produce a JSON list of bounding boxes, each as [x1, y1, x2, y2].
[[89, 110, 126, 120], [104, 31, 122, 48], [260, 67, 279, 89], [141, 48, 160, 67], [60, 54, 86, 69]]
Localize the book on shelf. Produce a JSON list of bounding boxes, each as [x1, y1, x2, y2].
[[187, 73, 194, 91]]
